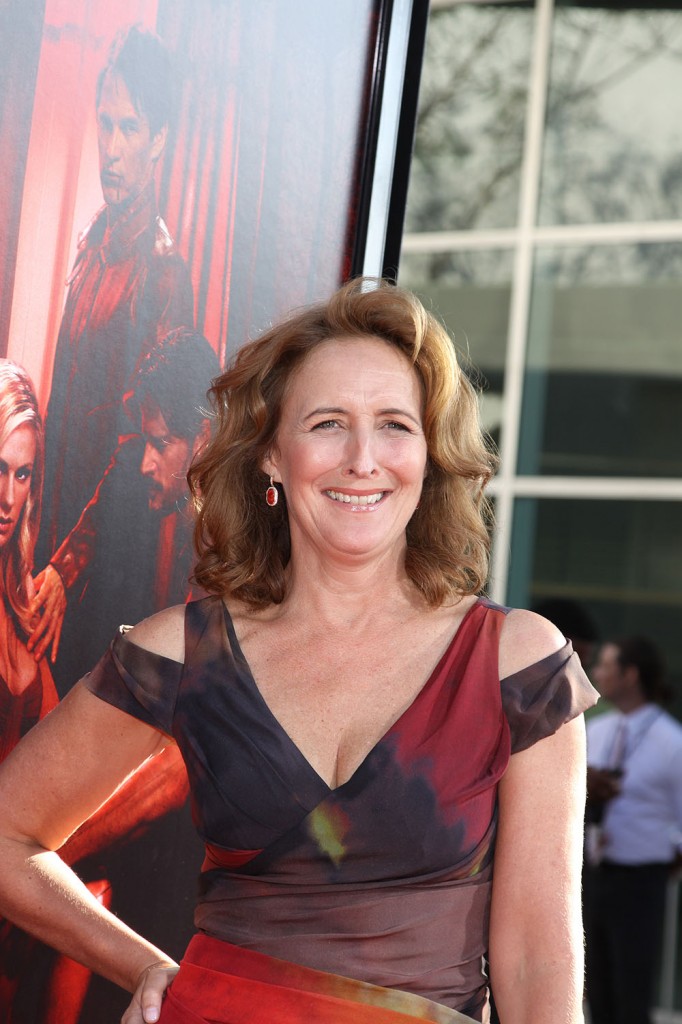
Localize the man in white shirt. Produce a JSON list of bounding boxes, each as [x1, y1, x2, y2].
[[585, 636, 682, 1024]]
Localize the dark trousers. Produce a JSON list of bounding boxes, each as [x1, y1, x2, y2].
[[584, 861, 670, 1024]]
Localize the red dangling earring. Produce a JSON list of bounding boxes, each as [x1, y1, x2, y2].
[[265, 476, 279, 507]]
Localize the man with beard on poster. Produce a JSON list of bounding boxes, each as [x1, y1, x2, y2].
[[29, 329, 220, 683], [33, 24, 194, 676]]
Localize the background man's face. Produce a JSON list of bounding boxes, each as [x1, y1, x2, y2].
[[97, 72, 166, 207], [140, 405, 191, 513], [592, 643, 627, 703]]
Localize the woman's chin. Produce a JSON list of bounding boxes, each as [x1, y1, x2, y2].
[[313, 528, 406, 565]]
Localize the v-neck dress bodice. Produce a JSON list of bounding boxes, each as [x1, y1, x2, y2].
[[84, 595, 597, 1020]]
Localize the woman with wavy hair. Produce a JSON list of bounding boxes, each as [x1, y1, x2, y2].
[[0, 281, 596, 1024], [0, 359, 57, 759]]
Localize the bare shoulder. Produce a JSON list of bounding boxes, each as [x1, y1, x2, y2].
[[499, 608, 566, 679], [124, 604, 186, 663]]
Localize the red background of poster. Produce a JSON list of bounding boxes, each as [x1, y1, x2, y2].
[[2, 0, 380, 401]]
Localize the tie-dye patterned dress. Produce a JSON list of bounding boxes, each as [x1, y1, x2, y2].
[[84, 595, 597, 1023]]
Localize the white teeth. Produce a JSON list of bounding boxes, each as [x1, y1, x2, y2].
[[326, 490, 384, 506]]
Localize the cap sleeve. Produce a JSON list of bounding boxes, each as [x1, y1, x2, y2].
[[502, 641, 598, 754], [82, 626, 182, 737]]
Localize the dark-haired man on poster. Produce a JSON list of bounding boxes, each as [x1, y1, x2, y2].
[[33, 25, 193, 665], [32, 329, 220, 683]]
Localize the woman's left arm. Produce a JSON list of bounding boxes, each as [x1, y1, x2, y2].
[[489, 610, 587, 1024]]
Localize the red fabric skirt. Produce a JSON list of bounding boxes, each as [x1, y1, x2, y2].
[[159, 933, 477, 1023]]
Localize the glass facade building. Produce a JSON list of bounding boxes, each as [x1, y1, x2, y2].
[[400, 0, 682, 1009], [401, 0, 682, 691]]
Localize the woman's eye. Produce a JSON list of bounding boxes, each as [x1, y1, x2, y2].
[[311, 420, 338, 431], [384, 421, 411, 432], [16, 466, 32, 482]]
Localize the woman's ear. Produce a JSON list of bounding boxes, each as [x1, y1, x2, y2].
[[261, 451, 280, 482]]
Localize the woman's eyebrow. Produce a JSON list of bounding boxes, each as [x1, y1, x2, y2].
[[302, 406, 421, 426], [302, 406, 346, 422]]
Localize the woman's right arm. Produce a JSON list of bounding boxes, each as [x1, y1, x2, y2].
[[0, 677, 178, 1013]]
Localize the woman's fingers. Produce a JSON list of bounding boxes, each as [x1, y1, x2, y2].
[[121, 962, 179, 1024]]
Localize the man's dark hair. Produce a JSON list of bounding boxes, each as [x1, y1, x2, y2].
[[614, 635, 669, 704], [96, 25, 174, 138], [127, 328, 221, 441]]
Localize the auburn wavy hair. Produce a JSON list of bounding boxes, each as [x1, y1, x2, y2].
[[189, 278, 497, 607]]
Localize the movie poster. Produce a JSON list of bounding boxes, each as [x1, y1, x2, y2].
[[0, 0, 416, 1017]]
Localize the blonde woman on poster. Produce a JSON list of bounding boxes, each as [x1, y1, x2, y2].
[[0, 359, 58, 1013], [0, 360, 58, 758], [0, 359, 189, 1021]]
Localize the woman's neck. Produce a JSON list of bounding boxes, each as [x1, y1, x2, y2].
[[279, 547, 425, 631]]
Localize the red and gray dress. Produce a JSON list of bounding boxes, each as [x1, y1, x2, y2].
[[84, 595, 597, 1024]]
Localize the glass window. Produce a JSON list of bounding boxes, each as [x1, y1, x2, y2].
[[404, 1, 533, 233], [399, 249, 512, 451], [517, 243, 682, 477], [507, 497, 682, 707], [540, 4, 682, 225]]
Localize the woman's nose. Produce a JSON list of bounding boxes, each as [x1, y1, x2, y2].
[[343, 428, 379, 477], [0, 475, 14, 511]]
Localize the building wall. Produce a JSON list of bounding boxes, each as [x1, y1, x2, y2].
[[400, 0, 682, 706]]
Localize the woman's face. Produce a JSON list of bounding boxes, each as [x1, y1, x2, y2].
[[0, 423, 36, 550], [266, 336, 428, 567]]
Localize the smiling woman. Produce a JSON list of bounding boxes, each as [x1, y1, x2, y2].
[[261, 336, 428, 570], [191, 278, 495, 607], [0, 281, 597, 1024]]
